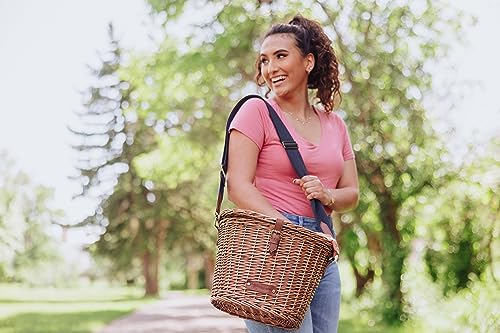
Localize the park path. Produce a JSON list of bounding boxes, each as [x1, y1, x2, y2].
[[97, 292, 247, 333]]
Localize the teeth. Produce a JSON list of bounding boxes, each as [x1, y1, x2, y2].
[[271, 75, 286, 83]]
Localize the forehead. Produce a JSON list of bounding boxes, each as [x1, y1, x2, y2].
[[260, 33, 298, 55]]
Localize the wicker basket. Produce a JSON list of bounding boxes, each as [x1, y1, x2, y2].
[[210, 208, 333, 329]]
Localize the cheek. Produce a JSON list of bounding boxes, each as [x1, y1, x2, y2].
[[261, 67, 271, 83], [261, 65, 268, 76]]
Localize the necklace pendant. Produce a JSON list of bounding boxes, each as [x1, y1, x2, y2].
[[282, 105, 313, 125], [286, 111, 311, 125]]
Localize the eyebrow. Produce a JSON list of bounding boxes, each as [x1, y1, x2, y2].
[[260, 48, 289, 57]]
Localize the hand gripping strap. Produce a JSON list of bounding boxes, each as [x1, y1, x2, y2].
[[215, 95, 335, 237]]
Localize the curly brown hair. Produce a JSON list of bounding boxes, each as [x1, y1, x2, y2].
[[255, 15, 341, 112]]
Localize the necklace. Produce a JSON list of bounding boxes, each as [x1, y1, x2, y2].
[[283, 108, 313, 125]]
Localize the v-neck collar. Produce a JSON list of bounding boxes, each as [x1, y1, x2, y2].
[[270, 99, 324, 147]]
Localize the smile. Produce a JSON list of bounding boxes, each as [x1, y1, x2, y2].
[[271, 75, 287, 84]]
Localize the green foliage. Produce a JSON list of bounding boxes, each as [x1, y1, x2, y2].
[[147, 0, 187, 20], [71, 24, 169, 294], [116, 0, 286, 288], [439, 280, 500, 333], [73, 0, 486, 324], [70, 24, 142, 202], [0, 153, 63, 284], [136, 0, 470, 322], [134, 135, 210, 189], [404, 259, 500, 333], [423, 140, 499, 294], [311, 0, 466, 323]]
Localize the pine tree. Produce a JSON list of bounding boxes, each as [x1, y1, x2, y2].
[[70, 24, 165, 295]]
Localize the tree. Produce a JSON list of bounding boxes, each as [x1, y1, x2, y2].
[[0, 152, 62, 283], [76, 1, 469, 319], [0, 153, 22, 278], [141, 0, 466, 322], [132, 133, 219, 288], [70, 24, 165, 295], [424, 139, 499, 294], [116, 1, 278, 288], [315, 1, 458, 322]]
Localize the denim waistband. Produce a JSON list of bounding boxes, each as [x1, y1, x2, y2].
[[280, 211, 334, 235]]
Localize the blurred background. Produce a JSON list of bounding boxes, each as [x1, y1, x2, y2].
[[0, 0, 498, 332]]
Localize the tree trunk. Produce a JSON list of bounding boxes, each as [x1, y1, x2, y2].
[[337, 213, 376, 296], [142, 249, 159, 296], [186, 254, 199, 289], [142, 219, 168, 296], [379, 196, 407, 323], [204, 253, 215, 290], [353, 266, 375, 297], [344, 244, 375, 296]]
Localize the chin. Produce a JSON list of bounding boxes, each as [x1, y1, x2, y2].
[[271, 88, 290, 97]]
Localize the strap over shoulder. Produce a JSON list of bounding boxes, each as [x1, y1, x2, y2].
[[215, 95, 335, 237]]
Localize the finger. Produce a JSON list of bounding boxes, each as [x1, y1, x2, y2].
[[305, 185, 322, 193], [304, 178, 322, 189], [301, 175, 317, 183], [303, 180, 319, 189], [300, 175, 309, 181]]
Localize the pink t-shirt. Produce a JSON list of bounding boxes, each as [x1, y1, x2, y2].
[[229, 98, 355, 218]]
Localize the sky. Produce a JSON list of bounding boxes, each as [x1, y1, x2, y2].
[[0, 0, 155, 229], [0, 0, 499, 236]]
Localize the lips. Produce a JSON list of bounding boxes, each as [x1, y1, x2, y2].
[[271, 75, 287, 86]]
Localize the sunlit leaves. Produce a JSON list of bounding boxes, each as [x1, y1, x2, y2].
[[421, 141, 499, 294], [0, 153, 63, 284], [116, 0, 480, 303], [134, 134, 212, 190]]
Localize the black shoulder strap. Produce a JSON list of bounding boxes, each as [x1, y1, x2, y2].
[[215, 94, 334, 236]]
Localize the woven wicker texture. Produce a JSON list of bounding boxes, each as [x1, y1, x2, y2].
[[210, 209, 333, 329]]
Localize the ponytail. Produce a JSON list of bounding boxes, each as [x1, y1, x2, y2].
[[255, 15, 341, 112]]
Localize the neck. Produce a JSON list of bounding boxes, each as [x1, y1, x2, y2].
[[273, 92, 310, 118]]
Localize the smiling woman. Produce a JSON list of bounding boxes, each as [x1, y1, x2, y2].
[[225, 15, 359, 333], [255, 16, 341, 114]]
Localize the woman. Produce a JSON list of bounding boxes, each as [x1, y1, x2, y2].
[[226, 15, 359, 333]]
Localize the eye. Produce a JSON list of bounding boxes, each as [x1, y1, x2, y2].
[[260, 58, 269, 65], [277, 53, 286, 59]]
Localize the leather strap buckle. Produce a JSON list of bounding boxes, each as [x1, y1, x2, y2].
[[281, 141, 298, 150], [269, 218, 285, 256]]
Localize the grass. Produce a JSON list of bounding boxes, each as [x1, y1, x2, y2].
[[0, 283, 413, 333], [3, 282, 494, 333], [338, 302, 422, 333], [338, 321, 407, 333], [0, 283, 155, 333]]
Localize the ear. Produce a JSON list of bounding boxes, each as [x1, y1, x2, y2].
[[305, 53, 315, 73]]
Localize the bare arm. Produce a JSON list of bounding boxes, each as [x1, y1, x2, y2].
[[294, 159, 359, 213], [329, 159, 359, 212], [226, 130, 286, 220]]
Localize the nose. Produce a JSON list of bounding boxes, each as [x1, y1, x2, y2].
[[267, 58, 279, 75]]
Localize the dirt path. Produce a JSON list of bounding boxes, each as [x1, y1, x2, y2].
[[97, 292, 247, 333]]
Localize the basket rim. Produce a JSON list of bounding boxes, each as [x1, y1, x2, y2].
[[211, 295, 301, 329], [218, 208, 333, 248]]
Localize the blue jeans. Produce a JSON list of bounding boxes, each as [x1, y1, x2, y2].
[[244, 212, 341, 333]]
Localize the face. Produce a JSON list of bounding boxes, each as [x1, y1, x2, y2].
[[259, 34, 314, 98]]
